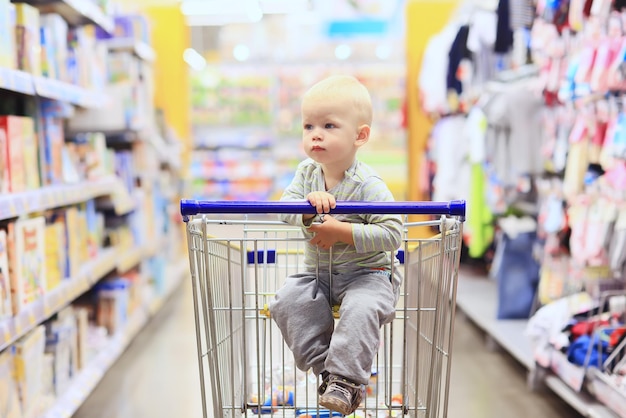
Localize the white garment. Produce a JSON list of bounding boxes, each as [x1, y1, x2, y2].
[[431, 116, 471, 203], [467, 9, 497, 52], [467, 9, 499, 86], [525, 292, 594, 349], [419, 25, 459, 115], [466, 106, 487, 163]]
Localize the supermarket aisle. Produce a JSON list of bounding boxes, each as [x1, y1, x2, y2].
[[74, 280, 203, 418], [75, 277, 576, 418]]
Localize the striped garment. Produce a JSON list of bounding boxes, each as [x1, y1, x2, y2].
[[280, 158, 403, 273], [509, 0, 535, 30]]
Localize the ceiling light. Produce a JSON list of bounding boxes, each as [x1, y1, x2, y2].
[[233, 44, 251, 62], [335, 44, 351, 60]]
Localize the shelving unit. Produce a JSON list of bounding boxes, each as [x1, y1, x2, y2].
[[104, 37, 156, 63], [0, 67, 107, 108], [0, 176, 118, 220], [24, 0, 114, 34], [456, 274, 617, 418], [42, 259, 188, 418], [0, 1, 186, 417], [0, 246, 117, 352]]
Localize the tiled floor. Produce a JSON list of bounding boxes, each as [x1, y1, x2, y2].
[[74, 276, 578, 418]]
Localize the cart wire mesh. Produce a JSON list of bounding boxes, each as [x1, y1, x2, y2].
[[181, 200, 465, 418]]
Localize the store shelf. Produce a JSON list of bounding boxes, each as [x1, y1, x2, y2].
[[25, 0, 114, 34], [117, 245, 145, 274], [589, 370, 626, 418], [104, 38, 156, 62], [545, 376, 617, 418], [33, 76, 106, 108], [456, 273, 617, 418], [43, 260, 188, 418], [0, 67, 107, 108], [0, 246, 119, 352], [0, 67, 34, 95], [0, 176, 119, 221]]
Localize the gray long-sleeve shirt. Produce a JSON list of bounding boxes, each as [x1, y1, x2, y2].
[[280, 158, 403, 273]]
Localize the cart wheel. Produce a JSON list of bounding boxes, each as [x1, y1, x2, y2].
[[527, 366, 547, 392]]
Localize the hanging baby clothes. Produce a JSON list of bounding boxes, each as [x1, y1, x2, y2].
[[419, 24, 460, 115], [495, 0, 514, 53], [466, 107, 495, 258], [481, 82, 544, 212], [447, 25, 472, 96], [467, 7, 499, 86], [430, 115, 471, 205]]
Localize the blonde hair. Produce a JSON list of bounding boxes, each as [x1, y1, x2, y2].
[[302, 75, 373, 125]]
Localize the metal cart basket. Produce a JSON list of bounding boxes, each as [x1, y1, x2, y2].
[[180, 200, 466, 418]]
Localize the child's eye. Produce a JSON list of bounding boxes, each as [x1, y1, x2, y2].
[[304, 124, 313, 130], [325, 123, 335, 129]]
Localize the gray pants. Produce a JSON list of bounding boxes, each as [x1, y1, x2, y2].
[[270, 269, 399, 385]]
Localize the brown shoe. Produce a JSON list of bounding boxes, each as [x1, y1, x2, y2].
[[319, 374, 364, 415]]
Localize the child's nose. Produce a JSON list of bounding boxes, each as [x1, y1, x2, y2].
[[312, 129, 323, 140]]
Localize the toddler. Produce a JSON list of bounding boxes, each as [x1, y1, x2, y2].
[[270, 75, 403, 415]]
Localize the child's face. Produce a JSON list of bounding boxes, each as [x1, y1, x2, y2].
[[301, 96, 364, 170]]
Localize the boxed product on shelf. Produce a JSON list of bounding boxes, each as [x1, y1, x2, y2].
[[0, 0, 16, 70], [84, 132, 114, 180], [0, 347, 21, 418], [45, 307, 79, 396], [14, 325, 46, 418], [0, 115, 39, 191], [40, 353, 55, 410], [107, 51, 138, 83], [74, 306, 89, 370], [44, 211, 68, 291], [0, 116, 26, 193], [65, 205, 88, 278], [10, 217, 46, 314], [95, 278, 130, 335], [67, 27, 107, 90], [14, 2, 41, 76], [61, 133, 114, 183], [0, 123, 8, 194], [20, 116, 40, 190], [85, 199, 103, 259], [97, 14, 151, 43], [0, 230, 12, 319], [39, 13, 68, 81], [40, 116, 64, 186], [129, 188, 150, 247], [115, 150, 135, 194]]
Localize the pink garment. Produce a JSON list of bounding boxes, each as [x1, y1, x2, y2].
[[604, 161, 626, 191]]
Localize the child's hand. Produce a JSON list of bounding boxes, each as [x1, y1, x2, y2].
[[306, 191, 336, 214], [307, 214, 343, 249]]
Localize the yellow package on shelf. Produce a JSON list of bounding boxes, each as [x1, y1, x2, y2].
[[14, 3, 41, 76], [0, 347, 21, 418], [13, 325, 45, 418], [0, 0, 16, 70]]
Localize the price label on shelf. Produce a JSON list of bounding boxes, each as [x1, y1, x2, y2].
[[14, 317, 22, 336], [0, 198, 10, 219], [0, 320, 11, 346], [0, 68, 8, 90], [13, 198, 23, 215], [27, 307, 37, 327]]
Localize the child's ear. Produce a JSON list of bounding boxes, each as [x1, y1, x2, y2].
[[356, 125, 370, 146]]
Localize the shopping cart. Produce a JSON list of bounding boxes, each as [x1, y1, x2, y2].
[[180, 200, 466, 418]]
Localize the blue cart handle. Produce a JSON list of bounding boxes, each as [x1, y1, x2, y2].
[[181, 199, 465, 219]]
